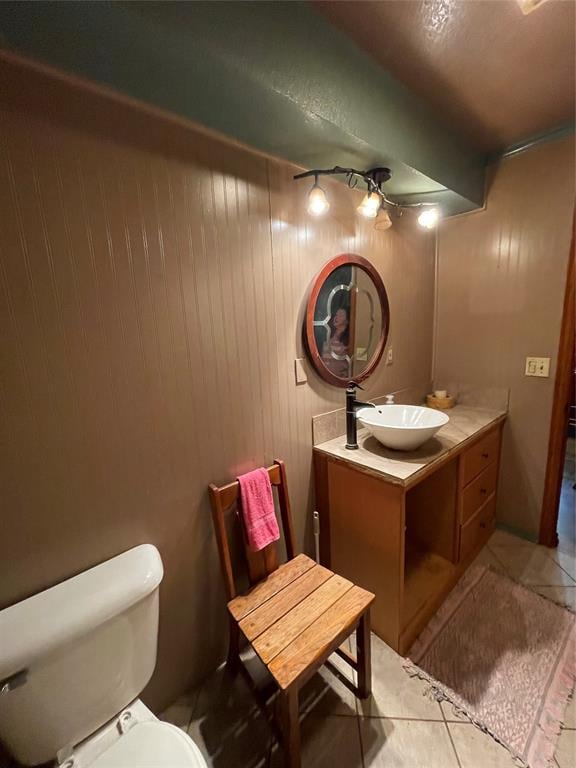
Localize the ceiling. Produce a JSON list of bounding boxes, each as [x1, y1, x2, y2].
[[0, 1, 486, 214], [315, 0, 575, 153]]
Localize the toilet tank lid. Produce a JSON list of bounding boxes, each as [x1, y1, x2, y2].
[[0, 544, 163, 680]]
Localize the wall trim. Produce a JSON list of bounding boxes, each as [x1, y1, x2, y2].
[[489, 121, 575, 164], [539, 212, 575, 547]]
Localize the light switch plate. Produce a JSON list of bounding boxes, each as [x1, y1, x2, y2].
[[386, 347, 394, 366], [294, 358, 307, 384], [525, 356, 550, 377]]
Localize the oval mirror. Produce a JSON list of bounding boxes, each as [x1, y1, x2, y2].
[[305, 254, 390, 387]]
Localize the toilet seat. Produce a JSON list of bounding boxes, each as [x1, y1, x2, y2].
[[90, 722, 206, 768], [64, 700, 207, 768]]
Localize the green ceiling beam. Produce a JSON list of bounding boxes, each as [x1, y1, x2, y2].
[[0, 1, 486, 214]]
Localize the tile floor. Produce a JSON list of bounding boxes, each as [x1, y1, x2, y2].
[[162, 523, 575, 768], [557, 437, 575, 555]]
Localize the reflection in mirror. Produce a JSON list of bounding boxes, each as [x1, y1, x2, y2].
[[306, 255, 389, 387], [353, 268, 383, 377], [313, 264, 353, 379]]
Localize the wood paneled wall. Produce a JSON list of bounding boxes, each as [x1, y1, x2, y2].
[[0, 56, 435, 709], [434, 136, 575, 539]]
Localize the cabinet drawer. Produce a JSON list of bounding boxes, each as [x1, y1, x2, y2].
[[461, 461, 499, 524], [459, 496, 496, 562], [461, 428, 501, 487]]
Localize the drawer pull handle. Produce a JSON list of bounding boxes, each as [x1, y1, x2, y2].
[[480, 488, 487, 495], [481, 452, 489, 459]]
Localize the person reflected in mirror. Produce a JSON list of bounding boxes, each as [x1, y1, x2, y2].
[[322, 306, 350, 377]]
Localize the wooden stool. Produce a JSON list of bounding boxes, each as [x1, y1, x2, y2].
[[209, 460, 374, 768]]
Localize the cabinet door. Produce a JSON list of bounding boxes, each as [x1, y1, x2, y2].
[[327, 460, 404, 650]]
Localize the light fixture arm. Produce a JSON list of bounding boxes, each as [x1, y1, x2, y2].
[[293, 165, 435, 209], [294, 166, 388, 195]]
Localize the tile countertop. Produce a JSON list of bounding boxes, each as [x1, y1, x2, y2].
[[313, 405, 507, 487]]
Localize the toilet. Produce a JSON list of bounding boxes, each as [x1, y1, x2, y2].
[[0, 544, 207, 767]]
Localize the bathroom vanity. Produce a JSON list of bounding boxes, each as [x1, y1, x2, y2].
[[313, 406, 506, 655]]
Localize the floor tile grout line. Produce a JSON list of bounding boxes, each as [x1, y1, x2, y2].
[[489, 530, 576, 582], [547, 560, 576, 585], [538, 583, 574, 590], [486, 543, 512, 575], [440, 699, 463, 768], [357, 714, 448, 722], [356, 711, 366, 768], [538, 541, 576, 583], [444, 721, 463, 768], [487, 542, 576, 588]]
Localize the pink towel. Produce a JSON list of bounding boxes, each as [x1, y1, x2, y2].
[[237, 467, 280, 552]]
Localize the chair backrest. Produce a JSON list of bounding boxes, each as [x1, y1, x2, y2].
[[208, 459, 297, 601]]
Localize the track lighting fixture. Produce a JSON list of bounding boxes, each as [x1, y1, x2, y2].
[[417, 208, 440, 229], [374, 206, 393, 232], [357, 189, 381, 219], [294, 165, 440, 230], [307, 175, 330, 216]]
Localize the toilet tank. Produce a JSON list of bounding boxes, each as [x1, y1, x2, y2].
[[0, 544, 163, 766]]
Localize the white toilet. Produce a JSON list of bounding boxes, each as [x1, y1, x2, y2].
[[0, 544, 207, 767]]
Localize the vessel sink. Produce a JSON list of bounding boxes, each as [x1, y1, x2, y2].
[[357, 404, 449, 451]]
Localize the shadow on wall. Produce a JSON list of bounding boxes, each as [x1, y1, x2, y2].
[[498, 422, 544, 541]]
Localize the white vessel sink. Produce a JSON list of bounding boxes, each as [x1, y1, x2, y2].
[[357, 404, 449, 451]]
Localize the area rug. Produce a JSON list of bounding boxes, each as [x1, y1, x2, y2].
[[405, 566, 575, 768]]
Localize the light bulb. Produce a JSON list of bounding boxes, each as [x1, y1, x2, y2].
[[307, 183, 330, 216], [417, 208, 440, 229], [374, 208, 393, 231], [357, 191, 381, 219]]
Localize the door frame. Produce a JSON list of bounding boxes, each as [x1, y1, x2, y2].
[[539, 214, 575, 547]]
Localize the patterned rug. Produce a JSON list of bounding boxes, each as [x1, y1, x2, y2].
[[405, 566, 575, 768]]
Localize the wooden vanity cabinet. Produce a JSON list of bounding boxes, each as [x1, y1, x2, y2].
[[458, 428, 501, 562], [314, 420, 504, 655]]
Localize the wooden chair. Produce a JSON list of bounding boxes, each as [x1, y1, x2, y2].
[[208, 459, 374, 768]]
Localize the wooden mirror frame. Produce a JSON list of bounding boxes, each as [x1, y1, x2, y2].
[[305, 254, 390, 387]]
